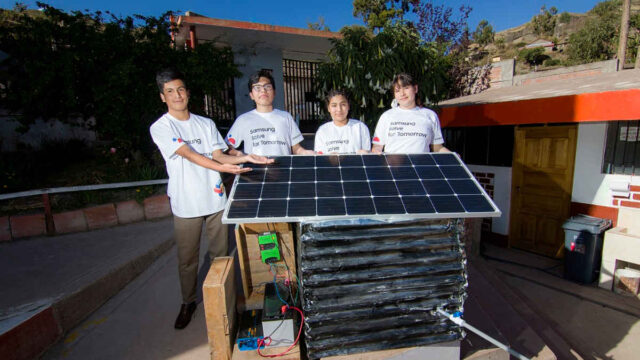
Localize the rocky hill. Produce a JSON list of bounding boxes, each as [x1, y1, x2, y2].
[[472, 0, 640, 74]]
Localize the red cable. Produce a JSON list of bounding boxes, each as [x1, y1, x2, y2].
[[256, 306, 305, 358]]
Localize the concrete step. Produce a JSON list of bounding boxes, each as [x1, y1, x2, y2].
[[0, 218, 174, 360]]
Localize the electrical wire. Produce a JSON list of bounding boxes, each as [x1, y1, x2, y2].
[[270, 264, 290, 306], [257, 306, 305, 358]]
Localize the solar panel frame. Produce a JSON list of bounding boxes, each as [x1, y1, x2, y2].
[[222, 153, 501, 224]]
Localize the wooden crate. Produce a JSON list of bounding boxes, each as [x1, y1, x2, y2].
[[203, 256, 237, 360], [234, 223, 297, 310]]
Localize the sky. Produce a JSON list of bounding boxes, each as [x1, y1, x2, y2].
[[1, 0, 603, 32]]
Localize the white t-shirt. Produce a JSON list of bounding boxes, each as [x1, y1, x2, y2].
[[314, 119, 371, 154], [372, 107, 444, 153], [150, 113, 228, 218], [225, 109, 303, 156]]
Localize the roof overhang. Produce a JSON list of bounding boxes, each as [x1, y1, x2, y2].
[[175, 14, 341, 60], [438, 69, 640, 127]]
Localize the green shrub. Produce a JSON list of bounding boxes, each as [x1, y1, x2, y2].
[[543, 58, 561, 66]]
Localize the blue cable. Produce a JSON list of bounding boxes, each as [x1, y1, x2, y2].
[[271, 264, 289, 306]]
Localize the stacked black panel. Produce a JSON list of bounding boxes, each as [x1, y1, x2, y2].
[[297, 218, 467, 359]]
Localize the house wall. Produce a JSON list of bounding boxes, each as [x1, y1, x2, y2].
[[231, 46, 285, 116], [571, 122, 640, 225], [467, 165, 512, 236]]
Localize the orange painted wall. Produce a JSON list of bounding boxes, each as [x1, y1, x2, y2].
[[439, 89, 640, 127], [570, 202, 619, 227]]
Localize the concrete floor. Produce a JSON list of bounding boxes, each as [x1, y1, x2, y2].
[[28, 227, 640, 360], [481, 244, 640, 360], [43, 247, 212, 360]]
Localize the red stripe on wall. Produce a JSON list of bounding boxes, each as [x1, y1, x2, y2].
[[570, 202, 618, 227]]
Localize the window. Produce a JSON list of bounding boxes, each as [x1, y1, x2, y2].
[[603, 120, 640, 175], [442, 126, 514, 167]]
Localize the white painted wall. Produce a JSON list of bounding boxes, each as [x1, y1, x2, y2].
[[467, 164, 512, 235], [572, 122, 640, 206], [232, 46, 285, 117]]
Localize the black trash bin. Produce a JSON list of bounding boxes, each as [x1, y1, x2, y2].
[[562, 214, 612, 284]]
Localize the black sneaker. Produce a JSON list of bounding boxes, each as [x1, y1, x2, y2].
[[174, 302, 197, 329]]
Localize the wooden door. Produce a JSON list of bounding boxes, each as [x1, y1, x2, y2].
[[509, 125, 577, 258]]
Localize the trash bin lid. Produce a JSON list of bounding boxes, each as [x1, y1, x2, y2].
[[562, 214, 612, 233]]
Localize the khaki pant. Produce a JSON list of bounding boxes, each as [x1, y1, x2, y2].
[[173, 210, 228, 303]]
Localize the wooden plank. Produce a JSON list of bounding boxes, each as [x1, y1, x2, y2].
[[231, 343, 300, 360], [203, 256, 237, 360], [235, 225, 251, 300], [235, 223, 297, 303]]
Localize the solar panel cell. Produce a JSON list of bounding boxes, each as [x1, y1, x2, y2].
[[288, 199, 316, 216], [395, 180, 426, 196], [258, 199, 287, 217], [365, 167, 393, 180], [316, 182, 344, 198], [369, 181, 399, 196], [345, 197, 376, 215], [431, 195, 465, 213], [342, 182, 372, 197], [317, 198, 346, 216], [373, 196, 406, 214], [316, 167, 341, 182], [289, 183, 316, 198]]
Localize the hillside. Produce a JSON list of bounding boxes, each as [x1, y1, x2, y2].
[[471, 0, 640, 74]]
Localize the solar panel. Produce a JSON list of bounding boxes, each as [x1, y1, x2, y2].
[[222, 153, 501, 223]]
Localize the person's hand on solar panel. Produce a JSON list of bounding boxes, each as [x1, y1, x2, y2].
[[242, 153, 274, 165], [218, 163, 253, 174]]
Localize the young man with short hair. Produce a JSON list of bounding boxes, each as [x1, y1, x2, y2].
[[225, 70, 314, 156], [150, 69, 271, 329]]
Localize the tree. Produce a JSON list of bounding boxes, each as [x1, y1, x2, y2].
[[473, 19, 494, 46], [0, 3, 240, 153], [531, 5, 557, 36], [307, 16, 330, 31], [315, 25, 451, 127], [352, 0, 413, 32], [347, 0, 485, 101], [566, 0, 621, 64], [519, 47, 550, 69], [559, 12, 572, 24]]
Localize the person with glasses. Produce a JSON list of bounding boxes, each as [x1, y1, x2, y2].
[[226, 70, 314, 156]]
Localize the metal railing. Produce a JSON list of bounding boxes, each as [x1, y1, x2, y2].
[[0, 179, 168, 235]]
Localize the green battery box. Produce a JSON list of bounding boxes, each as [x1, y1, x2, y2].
[[258, 232, 280, 263]]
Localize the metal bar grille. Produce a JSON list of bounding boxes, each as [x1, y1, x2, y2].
[[204, 77, 236, 128], [603, 120, 640, 175], [283, 59, 321, 132], [297, 219, 466, 359]]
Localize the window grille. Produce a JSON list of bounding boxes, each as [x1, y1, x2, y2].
[[282, 59, 321, 132], [603, 120, 640, 175], [442, 126, 514, 167]]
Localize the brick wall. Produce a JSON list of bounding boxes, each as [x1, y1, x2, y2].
[[612, 185, 640, 210], [472, 171, 495, 235]]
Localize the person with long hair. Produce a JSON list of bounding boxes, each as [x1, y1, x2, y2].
[[314, 89, 370, 154], [371, 73, 450, 154]]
